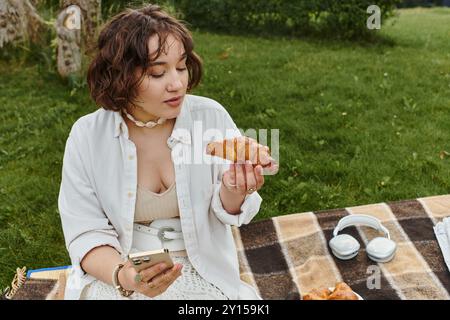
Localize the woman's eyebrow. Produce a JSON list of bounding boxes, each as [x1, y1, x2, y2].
[[149, 53, 187, 66]]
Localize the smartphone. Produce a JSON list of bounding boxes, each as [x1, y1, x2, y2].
[[128, 248, 174, 273]]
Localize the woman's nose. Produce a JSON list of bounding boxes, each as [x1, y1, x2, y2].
[[167, 71, 184, 91]]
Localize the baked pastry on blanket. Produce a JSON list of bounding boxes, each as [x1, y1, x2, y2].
[[302, 282, 358, 300], [302, 288, 332, 300], [205, 136, 273, 167], [327, 282, 358, 300]]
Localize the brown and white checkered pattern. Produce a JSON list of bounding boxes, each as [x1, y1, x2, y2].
[[233, 195, 450, 300]]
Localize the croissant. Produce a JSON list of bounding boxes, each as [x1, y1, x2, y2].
[[302, 288, 331, 300], [334, 282, 353, 292], [327, 290, 359, 300], [206, 136, 273, 167], [328, 282, 358, 300], [302, 282, 359, 300]]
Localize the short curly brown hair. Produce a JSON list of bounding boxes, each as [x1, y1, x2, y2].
[[87, 4, 203, 111]]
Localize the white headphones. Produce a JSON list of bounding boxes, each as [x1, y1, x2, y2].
[[329, 214, 397, 263]]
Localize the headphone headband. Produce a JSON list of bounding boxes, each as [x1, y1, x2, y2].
[[333, 214, 390, 239]]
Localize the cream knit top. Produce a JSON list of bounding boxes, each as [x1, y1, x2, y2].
[[134, 182, 179, 223], [134, 182, 187, 257]]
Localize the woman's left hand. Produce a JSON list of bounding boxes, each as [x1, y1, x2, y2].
[[222, 161, 267, 196]]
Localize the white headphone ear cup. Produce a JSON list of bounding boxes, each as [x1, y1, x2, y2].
[[366, 237, 397, 262], [329, 234, 360, 260]]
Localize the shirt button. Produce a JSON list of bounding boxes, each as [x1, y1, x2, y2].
[[128, 155, 134, 160], [127, 192, 134, 198]]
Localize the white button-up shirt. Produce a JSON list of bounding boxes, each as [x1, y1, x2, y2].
[[58, 94, 263, 300]]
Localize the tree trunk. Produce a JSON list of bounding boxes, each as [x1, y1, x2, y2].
[[60, 0, 101, 55], [56, 0, 101, 78], [0, 0, 48, 48], [56, 4, 81, 78]]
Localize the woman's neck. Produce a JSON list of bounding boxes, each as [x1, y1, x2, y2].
[[124, 116, 175, 138], [127, 107, 160, 123]]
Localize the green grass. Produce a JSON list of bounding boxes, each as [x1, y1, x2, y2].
[[1, 8, 450, 290]]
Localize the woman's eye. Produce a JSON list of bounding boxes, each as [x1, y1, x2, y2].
[[149, 67, 186, 78]]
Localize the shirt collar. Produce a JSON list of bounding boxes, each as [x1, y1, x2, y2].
[[113, 96, 192, 145], [113, 110, 123, 138]]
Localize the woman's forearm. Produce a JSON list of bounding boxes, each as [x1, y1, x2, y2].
[[219, 184, 246, 215], [80, 245, 124, 286]]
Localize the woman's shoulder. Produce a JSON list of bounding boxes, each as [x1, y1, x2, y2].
[[69, 108, 116, 138], [70, 108, 120, 143]]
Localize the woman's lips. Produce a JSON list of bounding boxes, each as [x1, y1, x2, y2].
[[164, 96, 183, 107]]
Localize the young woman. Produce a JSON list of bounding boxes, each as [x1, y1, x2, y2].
[[58, 4, 277, 300]]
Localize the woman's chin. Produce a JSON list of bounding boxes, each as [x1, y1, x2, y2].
[[164, 108, 182, 119]]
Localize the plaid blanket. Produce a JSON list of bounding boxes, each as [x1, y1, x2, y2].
[[5, 195, 450, 300], [234, 195, 450, 300]]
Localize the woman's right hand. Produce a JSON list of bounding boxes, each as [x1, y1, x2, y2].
[[118, 260, 183, 298]]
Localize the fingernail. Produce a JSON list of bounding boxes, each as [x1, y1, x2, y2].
[[159, 263, 167, 270], [134, 274, 142, 283]]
